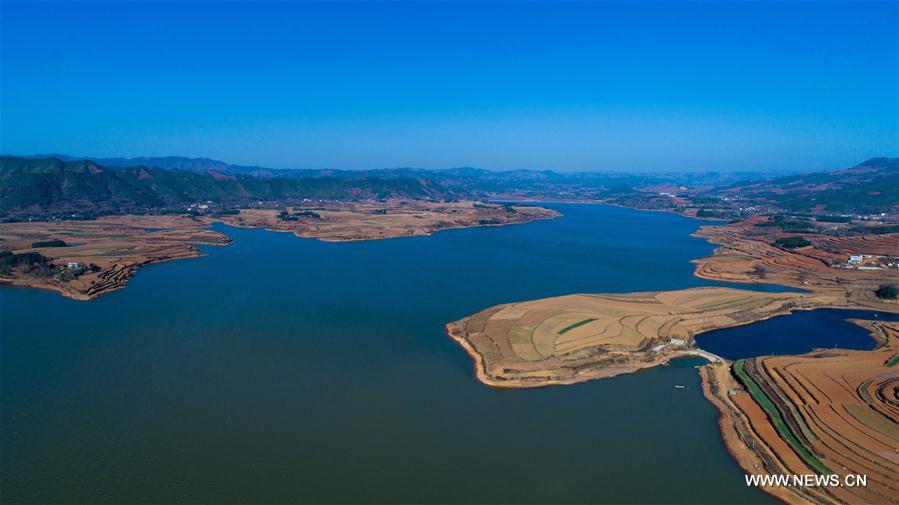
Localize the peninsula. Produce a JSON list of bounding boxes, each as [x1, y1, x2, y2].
[[447, 199, 898, 505], [446, 287, 830, 387], [0, 200, 557, 301]]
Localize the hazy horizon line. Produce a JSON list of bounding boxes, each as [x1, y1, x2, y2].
[[8, 151, 893, 176]]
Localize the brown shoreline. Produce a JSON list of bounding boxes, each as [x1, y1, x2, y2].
[[214, 204, 559, 243], [445, 317, 705, 388], [492, 197, 733, 222], [699, 319, 899, 505], [444, 208, 898, 505], [448, 302, 898, 504], [0, 200, 558, 301], [0, 252, 212, 301]]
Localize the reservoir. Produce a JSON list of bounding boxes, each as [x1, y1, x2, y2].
[[2, 204, 780, 504], [695, 308, 899, 360]]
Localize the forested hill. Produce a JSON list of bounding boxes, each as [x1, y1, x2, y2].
[[0, 156, 450, 218], [21, 154, 777, 189], [704, 157, 898, 214]]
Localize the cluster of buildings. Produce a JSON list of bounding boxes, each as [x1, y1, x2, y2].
[[651, 338, 687, 353], [187, 201, 214, 212], [845, 255, 897, 270]]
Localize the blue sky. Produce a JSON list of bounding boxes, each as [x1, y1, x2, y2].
[[1, 1, 896, 172]]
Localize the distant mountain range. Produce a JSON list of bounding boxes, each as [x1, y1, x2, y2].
[[0, 156, 450, 217], [21, 153, 779, 187], [17, 153, 801, 204], [3, 154, 897, 219]]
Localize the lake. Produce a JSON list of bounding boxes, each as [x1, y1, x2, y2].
[[2, 204, 783, 504], [695, 308, 899, 360]]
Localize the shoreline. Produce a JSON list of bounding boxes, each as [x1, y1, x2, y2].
[[443, 208, 898, 505], [215, 206, 560, 243], [444, 318, 711, 388], [0, 201, 559, 301], [443, 287, 842, 387], [698, 319, 899, 505], [0, 249, 213, 301], [491, 197, 732, 222], [697, 362, 818, 505]]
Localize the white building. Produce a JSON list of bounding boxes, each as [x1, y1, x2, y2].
[[670, 338, 686, 346], [66, 262, 82, 270]]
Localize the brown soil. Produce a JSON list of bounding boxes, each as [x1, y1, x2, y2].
[[702, 322, 899, 505], [0, 201, 558, 300], [0, 215, 231, 300], [447, 213, 898, 504], [207, 200, 559, 242], [692, 218, 898, 312], [445, 288, 833, 387]]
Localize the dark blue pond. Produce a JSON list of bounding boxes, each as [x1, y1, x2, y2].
[[695, 309, 899, 361]]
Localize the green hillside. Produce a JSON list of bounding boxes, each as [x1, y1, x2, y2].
[[0, 156, 450, 218], [709, 158, 898, 214]]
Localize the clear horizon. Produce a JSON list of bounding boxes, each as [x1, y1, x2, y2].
[[2, 1, 897, 172], [2, 151, 892, 175]]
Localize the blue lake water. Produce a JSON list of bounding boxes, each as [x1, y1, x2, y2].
[[695, 308, 899, 360], [0, 203, 792, 504]]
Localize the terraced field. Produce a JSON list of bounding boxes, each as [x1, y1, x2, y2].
[[213, 201, 559, 242], [446, 287, 831, 387], [725, 321, 899, 504], [0, 215, 232, 300], [449, 212, 898, 503], [0, 201, 558, 300], [692, 218, 898, 312]]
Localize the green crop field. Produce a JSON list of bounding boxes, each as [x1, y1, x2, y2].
[[557, 318, 598, 335], [733, 359, 831, 475]]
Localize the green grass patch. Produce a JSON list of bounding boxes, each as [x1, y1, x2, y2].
[[557, 318, 598, 335], [887, 355, 899, 367], [733, 359, 831, 475]]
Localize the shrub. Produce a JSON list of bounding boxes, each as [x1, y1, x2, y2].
[[31, 239, 66, 248], [0, 251, 49, 275], [875, 284, 897, 300], [772, 236, 811, 249], [815, 215, 851, 223]]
